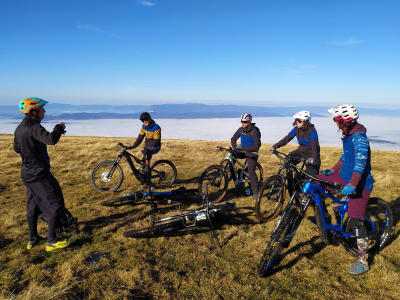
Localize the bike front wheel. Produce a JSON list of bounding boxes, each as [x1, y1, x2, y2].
[[149, 160, 177, 188], [255, 175, 286, 223], [91, 160, 123, 192], [343, 197, 393, 256], [123, 219, 184, 238], [198, 165, 229, 204], [220, 159, 234, 181], [258, 207, 300, 277]]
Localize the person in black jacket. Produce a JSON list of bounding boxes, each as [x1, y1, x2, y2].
[[13, 97, 72, 252], [231, 114, 261, 200]]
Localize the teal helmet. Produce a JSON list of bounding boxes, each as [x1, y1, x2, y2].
[[19, 97, 48, 114]]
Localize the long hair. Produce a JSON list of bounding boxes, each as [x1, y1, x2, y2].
[[292, 120, 313, 130]]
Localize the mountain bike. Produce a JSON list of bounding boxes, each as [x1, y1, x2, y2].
[[91, 142, 177, 192], [217, 146, 263, 196], [123, 185, 236, 248], [100, 186, 198, 207], [256, 150, 308, 223], [258, 168, 393, 277]]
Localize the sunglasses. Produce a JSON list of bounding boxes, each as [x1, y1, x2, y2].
[[295, 119, 304, 123]]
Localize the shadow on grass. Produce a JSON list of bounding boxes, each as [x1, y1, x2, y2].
[[266, 235, 326, 276], [80, 208, 143, 232], [384, 196, 400, 248], [0, 235, 13, 249]]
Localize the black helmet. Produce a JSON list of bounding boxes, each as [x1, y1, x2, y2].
[[139, 112, 151, 121]]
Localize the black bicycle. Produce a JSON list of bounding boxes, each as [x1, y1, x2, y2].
[[123, 185, 236, 247], [91, 143, 177, 192], [256, 150, 308, 223], [258, 167, 393, 277], [100, 186, 198, 207]]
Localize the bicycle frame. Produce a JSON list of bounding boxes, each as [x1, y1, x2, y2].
[[110, 148, 145, 182], [221, 150, 250, 186], [302, 181, 376, 238]]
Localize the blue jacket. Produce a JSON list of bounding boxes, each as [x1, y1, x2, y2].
[[338, 124, 374, 190]]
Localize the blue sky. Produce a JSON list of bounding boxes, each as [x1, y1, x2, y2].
[[1, 0, 399, 107]]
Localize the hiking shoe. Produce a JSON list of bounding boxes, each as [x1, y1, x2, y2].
[[26, 236, 45, 250], [348, 260, 369, 275], [45, 239, 70, 252]]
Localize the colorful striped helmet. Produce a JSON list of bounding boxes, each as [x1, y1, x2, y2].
[[18, 97, 48, 114]]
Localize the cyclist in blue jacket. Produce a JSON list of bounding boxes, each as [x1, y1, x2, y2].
[[231, 114, 261, 200], [318, 104, 373, 275], [270, 111, 321, 195]]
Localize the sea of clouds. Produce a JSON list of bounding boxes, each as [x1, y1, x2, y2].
[[1, 116, 399, 151]]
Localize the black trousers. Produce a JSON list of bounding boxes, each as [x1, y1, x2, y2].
[[246, 153, 259, 196], [25, 173, 65, 242]]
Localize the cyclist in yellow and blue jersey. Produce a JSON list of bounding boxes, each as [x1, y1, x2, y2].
[[128, 112, 161, 172]]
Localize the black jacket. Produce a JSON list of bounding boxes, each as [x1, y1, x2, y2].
[[13, 117, 65, 183]]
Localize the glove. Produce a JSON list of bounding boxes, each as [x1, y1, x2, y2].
[[306, 158, 315, 165], [341, 184, 355, 196], [269, 147, 276, 153], [321, 169, 334, 176], [126, 145, 134, 150]]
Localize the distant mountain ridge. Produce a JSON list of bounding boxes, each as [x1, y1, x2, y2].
[[1, 103, 400, 120]]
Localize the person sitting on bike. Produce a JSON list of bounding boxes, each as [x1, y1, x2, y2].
[[129, 112, 161, 173], [231, 113, 261, 200], [13, 97, 73, 252], [270, 110, 321, 181], [318, 104, 374, 275]]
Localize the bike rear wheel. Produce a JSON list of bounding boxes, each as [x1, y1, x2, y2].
[[198, 165, 229, 204], [123, 219, 184, 238], [343, 197, 393, 256], [91, 160, 123, 192], [258, 207, 300, 277], [149, 160, 177, 188], [255, 175, 286, 223]]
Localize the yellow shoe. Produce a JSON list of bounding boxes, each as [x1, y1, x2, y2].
[[45, 239, 70, 252]]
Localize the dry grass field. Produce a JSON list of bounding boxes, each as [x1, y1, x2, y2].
[[1, 134, 400, 299]]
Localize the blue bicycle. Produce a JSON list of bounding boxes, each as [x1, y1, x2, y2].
[[258, 155, 393, 277]]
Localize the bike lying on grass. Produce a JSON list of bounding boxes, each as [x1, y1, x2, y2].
[[91, 142, 177, 192], [123, 185, 236, 248], [258, 164, 393, 277], [100, 186, 198, 207], [256, 150, 309, 223]]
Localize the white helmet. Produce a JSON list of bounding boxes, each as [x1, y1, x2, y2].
[[240, 113, 252, 122], [328, 104, 359, 124], [292, 110, 311, 121]]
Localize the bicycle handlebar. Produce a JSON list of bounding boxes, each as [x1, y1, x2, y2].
[[217, 146, 233, 152], [272, 150, 306, 163]]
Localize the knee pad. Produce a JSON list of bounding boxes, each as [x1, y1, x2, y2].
[[349, 217, 367, 238]]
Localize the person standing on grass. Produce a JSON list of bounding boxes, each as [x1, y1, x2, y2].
[[128, 112, 161, 173], [318, 104, 373, 275], [231, 113, 261, 201], [269, 110, 321, 195], [13, 97, 72, 252]]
